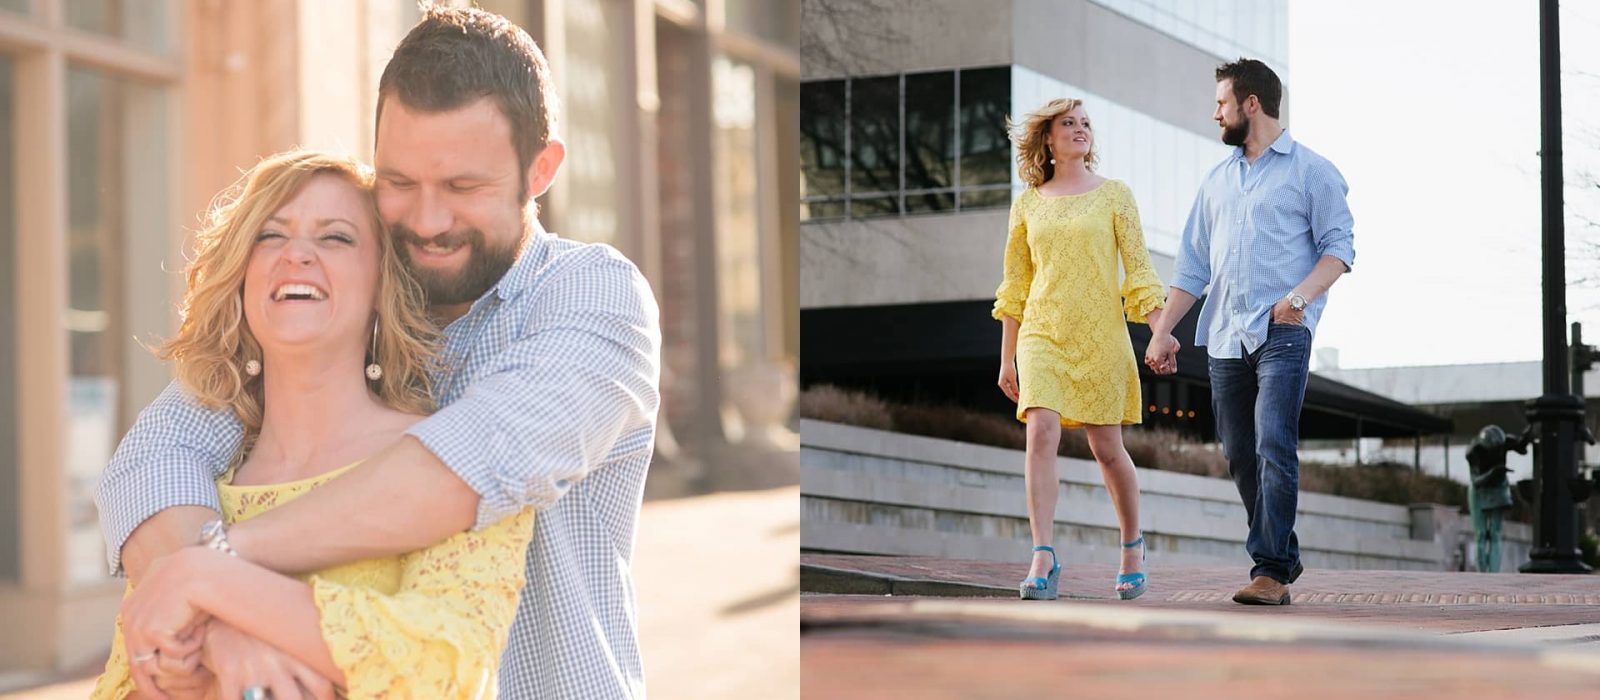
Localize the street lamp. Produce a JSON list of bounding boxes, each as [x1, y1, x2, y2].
[[1520, 0, 1593, 574]]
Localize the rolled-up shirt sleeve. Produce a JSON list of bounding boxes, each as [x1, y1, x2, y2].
[[406, 252, 662, 529], [1172, 186, 1214, 298], [94, 381, 243, 576], [1308, 162, 1356, 271]]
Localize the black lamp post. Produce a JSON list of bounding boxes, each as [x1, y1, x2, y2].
[[1520, 0, 1593, 574]]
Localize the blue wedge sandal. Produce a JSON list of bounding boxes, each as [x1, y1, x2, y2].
[[1019, 545, 1060, 601], [1117, 535, 1148, 600]]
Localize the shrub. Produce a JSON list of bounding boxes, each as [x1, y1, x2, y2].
[[801, 384, 1470, 512]]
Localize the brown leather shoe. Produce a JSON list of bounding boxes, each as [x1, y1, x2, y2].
[[1232, 575, 1291, 605]]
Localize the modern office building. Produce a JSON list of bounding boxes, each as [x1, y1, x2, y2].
[[800, 0, 1447, 443]]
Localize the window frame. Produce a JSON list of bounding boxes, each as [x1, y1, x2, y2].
[[801, 65, 1013, 221]]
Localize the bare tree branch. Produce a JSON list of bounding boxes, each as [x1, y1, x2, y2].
[[801, 0, 909, 77]]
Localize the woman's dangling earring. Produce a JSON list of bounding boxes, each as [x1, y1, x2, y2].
[[365, 318, 383, 381], [244, 359, 261, 377]]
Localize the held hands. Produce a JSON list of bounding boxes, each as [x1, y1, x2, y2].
[[204, 619, 337, 700], [1271, 297, 1306, 326], [998, 361, 1020, 403], [122, 547, 214, 699], [1144, 333, 1180, 375], [144, 625, 213, 700]]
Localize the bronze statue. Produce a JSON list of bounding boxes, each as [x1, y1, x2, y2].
[[1465, 425, 1525, 572]]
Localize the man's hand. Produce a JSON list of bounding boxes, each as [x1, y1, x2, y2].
[[203, 620, 336, 700], [145, 625, 214, 700], [1145, 333, 1180, 375], [1270, 297, 1306, 326], [123, 548, 216, 699]]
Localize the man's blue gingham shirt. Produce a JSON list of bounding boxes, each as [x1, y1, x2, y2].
[[94, 226, 662, 700], [1172, 129, 1356, 358]]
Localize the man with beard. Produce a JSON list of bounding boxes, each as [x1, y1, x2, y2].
[[1142, 58, 1354, 606], [96, 6, 660, 698]]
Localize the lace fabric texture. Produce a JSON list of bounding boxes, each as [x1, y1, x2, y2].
[[92, 463, 535, 699], [994, 180, 1167, 427]]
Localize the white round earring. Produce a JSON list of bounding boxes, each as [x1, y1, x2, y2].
[[244, 359, 261, 377], [365, 319, 383, 381]]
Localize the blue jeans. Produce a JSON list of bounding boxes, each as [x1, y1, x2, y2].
[[1207, 323, 1312, 583]]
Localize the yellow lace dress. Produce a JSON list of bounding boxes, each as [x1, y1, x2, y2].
[[91, 463, 536, 699], [993, 179, 1167, 428]]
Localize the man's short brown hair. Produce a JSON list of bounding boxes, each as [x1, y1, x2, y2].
[[376, 5, 560, 201], [1215, 58, 1282, 119]]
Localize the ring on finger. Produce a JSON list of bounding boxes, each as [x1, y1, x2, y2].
[[131, 650, 159, 663], [242, 687, 271, 700]]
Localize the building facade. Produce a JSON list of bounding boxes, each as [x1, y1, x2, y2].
[[800, 0, 1446, 441], [0, 0, 797, 679]]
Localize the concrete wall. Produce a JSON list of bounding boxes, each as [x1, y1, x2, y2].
[[1012, 0, 1228, 138], [801, 0, 1013, 79], [800, 211, 1176, 309], [801, 420, 1532, 572]]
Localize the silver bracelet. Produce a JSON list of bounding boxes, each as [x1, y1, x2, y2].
[[198, 518, 239, 557]]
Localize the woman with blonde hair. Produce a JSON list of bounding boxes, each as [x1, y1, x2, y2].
[[994, 98, 1170, 601], [93, 150, 534, 699]]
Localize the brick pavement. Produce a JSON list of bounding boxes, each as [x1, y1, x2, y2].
[[801, 554, 1600, 698]]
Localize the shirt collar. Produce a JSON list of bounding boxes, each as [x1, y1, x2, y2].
[[1232, 128, 1295, 161], [493, 221, 553, 302]]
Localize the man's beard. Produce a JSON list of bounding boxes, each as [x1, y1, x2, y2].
[[1221, 114, 1250, 147], [392, 224, 521, 306]]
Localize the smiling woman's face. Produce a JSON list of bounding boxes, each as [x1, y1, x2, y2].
[[1047, 104, 1093, 164], [241, 173, 381, 362]]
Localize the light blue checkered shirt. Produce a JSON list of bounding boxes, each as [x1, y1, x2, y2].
[[1171, 129, 1356, 359], [95, 226, 662, 699]]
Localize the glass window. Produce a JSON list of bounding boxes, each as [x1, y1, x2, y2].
[[800, 80, 845, 204], [67, 0, 175, 53], [66, 66, 167, 584], [559, 0, 620, 246], [903, 71, 954, 196], [850, 195, 897, 218], [848, 76, 898, 197], [958, 67, 1010, 189], [802, 66, 1014, 220], [905, 191, 954, 214], [959, 189, 1008, 210], [0, 56, 16, 582], [713, 55, 764, 375]]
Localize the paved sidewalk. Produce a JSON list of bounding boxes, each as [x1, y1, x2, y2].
[[1, 487, 801, 700], [802, 554, 1600, 699]]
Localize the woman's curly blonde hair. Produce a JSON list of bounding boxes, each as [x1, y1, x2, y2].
[[1007, 97, 1098, 188], [156, 150, 443, 443]]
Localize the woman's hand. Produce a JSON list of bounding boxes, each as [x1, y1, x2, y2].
[[146, 628, 213, 700], [1145, 333, 1181, 375], [998, 361, 1020, 403], [121, 547, 216, 699], [204, 619, 337, 700]]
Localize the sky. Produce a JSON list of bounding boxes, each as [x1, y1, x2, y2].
[[1288, 1, 1600, 370]]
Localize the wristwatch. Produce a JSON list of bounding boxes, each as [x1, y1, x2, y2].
[[1286, 291, 1308, 312], [198, 518, 239, 557]]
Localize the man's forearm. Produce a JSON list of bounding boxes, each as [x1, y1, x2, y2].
[[1152, 288, 1199, 337], [228, 437, 478, 574], [122, 506, 219, 584], [1293, 255, 1350, 302]]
